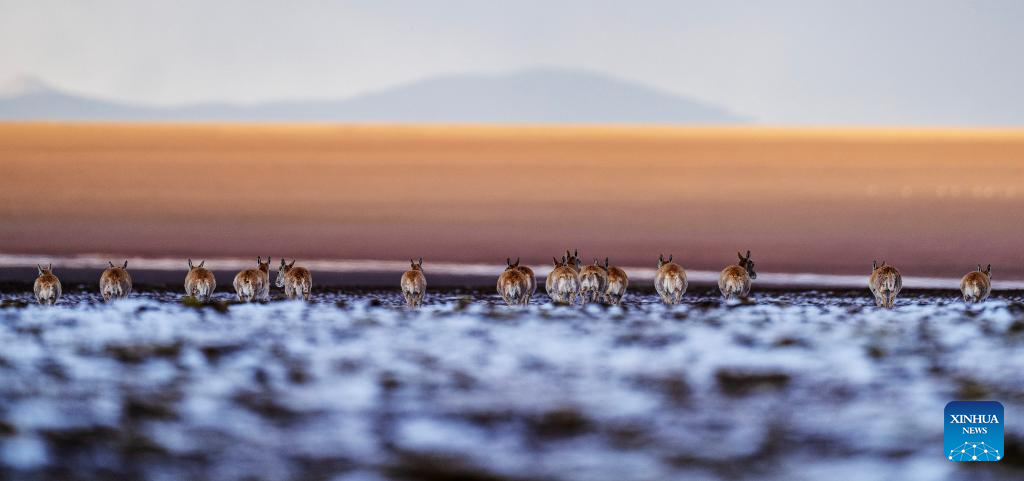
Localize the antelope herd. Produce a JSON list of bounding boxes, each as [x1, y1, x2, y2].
[[23, 253, 997, 308]]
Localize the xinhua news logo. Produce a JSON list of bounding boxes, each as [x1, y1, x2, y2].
[[945, 401, 1003, 461]]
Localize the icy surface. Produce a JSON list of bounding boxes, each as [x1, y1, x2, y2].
[[1, 288, 1023, 480]]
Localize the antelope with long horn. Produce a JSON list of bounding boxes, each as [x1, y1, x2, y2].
[[545, 253, 581, 305], [578, 257, 609, 304], [234, 256, 271, 302], [718, 250, 757, 300], [275, 258, 313, 301], [654, 254, 687, 305], [184, 259, 217, 302], [868, 260, 902, 308], [497, 257, 530, 306], [960, 264, 992, 304], [401, 257, 427, 307], [99, 260, 132, 301], [604, 260, 628, 305], [33, 263, 61, 306]]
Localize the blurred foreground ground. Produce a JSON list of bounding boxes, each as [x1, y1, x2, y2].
[[0, 286, 1022, 480]]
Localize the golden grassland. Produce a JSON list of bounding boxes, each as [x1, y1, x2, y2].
[[1, 122, 1023, 276]]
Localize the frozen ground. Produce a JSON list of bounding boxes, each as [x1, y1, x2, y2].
[[1, 286, 1023, 481]]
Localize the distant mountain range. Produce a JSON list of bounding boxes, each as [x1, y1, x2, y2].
[[0, 69, 746, 123]]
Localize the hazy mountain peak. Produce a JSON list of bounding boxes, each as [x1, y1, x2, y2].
[[0, 68, 747, 123], [0, 74, 53, 98]]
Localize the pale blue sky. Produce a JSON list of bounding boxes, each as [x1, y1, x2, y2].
[[2, 0, 1022, 124]]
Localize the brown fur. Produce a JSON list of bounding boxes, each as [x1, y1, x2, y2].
[[234, 256, 271, 302], [868, 261, 902, 308], [99, 260, 132, 301], [515, 264, 536, 305], [275, 259, 313, 301], [33, 264, 61, 305], [719, 251, 756, 300], [497, 257, 530, 306], [960, 264, 992, 303], [604, 265, 629, 305], [578, 258, 609, 304], [401, 258, 427, 307], [654, 254, 687, 305], [184, 259, 217, 302], [545, 255, 580, 305]]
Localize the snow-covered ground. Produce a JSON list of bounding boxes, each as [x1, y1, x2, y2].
[[1, 288, 1022, 480]]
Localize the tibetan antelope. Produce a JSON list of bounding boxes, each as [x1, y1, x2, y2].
[[100, 260, 133, 301], [184, 259, 217, 302], [497, 257, 530, 306], [579, 257, 609, 304], [234, 256, 271, 302], [655, 254, 687, 305], [719, 250, 757, 300], [869, 260, 902, 308], [276, 259, 313, 301], [401, 257, 427, 307], [960, 264, 992, 304], [545, 254, 581, 305], [516, 262, 537, 305], [604, 261, 628, 305], [33, 264, 61, 306]]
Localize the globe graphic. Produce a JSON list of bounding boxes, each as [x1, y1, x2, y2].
[[949, 442, 1000, 461]]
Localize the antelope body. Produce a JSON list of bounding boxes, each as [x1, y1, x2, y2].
[[497, 257, 531, 306], [655, 254, 687, 305], [184, 259, 217, 302], [868, 260, 902, 308], [517, 264, 537, 305], [960, 264, 992, 304], [579, 258, 609, 304], [275, 259, 312, 300], [401, 258, 427, 307], [234, 257, 271, 302], [545, 250, 581, 305], [719, 250, 757, 300], [604, 263, 628, 305], [99, 260, 132, 301], [33, 264, 61, 306]]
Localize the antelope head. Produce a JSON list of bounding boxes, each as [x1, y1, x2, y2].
[[504, 257, 521, 271], [257, 256, 272, 273], [410, 257, 424, 272], [658, 254, 673, 268], [981, 264, 992, 278], [276, 259, 296, 287], [738, 250, 756, 279], [188, 259, 206, 270]]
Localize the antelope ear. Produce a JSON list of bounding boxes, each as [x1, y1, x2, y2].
[[514, 257, 520, 267], [977, 264, 982, 272], [986, 264, 992, 276], [188, 258, 194, 269], [872, 260, 877, 270], [746, 250, 751, 259], [109, 261, 115, 268], [288, 259, 296, 268], [738, 251, 745, 261], [198, 260, 205, 268], [37, 264, 43, 275], [604, 257, 609, 269], [123, 260, 129, 269], [659, 254, 664, 262], [49, 263, 53, 272], [668, 255, 673, 263]]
